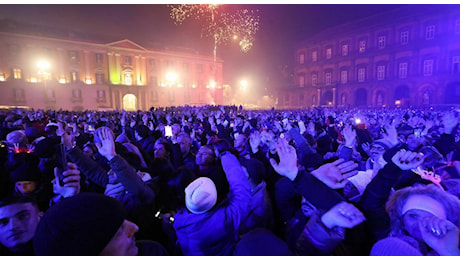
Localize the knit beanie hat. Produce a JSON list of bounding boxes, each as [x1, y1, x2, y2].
[[33, 193, 127, 255], [185, 177, 217, 214], [370, 237, 422, 256]]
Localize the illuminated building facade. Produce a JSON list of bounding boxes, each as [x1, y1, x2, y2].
[[279, 5, 460, 109], [0, 23, 223, 111]]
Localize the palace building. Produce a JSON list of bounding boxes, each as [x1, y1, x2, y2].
[[278, 5, 460, 109], [0, 20, 223, 111]]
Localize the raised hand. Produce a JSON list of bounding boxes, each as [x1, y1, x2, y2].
[[321, 201, 366, 229], [419, 216, 460, 256], [249, 130, 261, 153], [269, 137, 299, 181], [311, 158, 358, 189], [105, 182, 126, 200], [391, 149, 424, 170], [342, 124, 356, 147], [94, 127, 117, 161], [52, 162, 81, 198], [382, 123, 399, 147]]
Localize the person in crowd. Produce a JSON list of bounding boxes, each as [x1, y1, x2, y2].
[[33, 192, 168, 256], [173, 147, 251, 255]]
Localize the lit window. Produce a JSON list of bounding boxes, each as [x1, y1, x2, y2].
[[359, 40, 366, 53], [299, 75, 305, 87], [124, 72, 133, 85], [342, 44, 348, 56], [358, 68, 366, 82], [326, 48, 332, 59], [425, 25, 435, 40], [456, 19, 460, 34], [13, 68, 21, 79], [400, 31, 409, 45], [325, 72, 332, 85], [452, 56, 460, 74], [299, 53, 305, 64], [311, 73, 317, 86], [378, 36, 386, 49], [423, 59, 434, 76], [341, 70, 348, 84], [311, 51, 317, 62], [377, 65, 385, 80], [0, 74, 5, 81], [399, 62, 408, 78], [71, 71, 78, 82]]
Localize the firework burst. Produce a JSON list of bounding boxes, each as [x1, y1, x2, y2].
[[168, 4, 260, 53]]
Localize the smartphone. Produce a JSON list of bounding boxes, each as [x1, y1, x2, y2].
[[57, 143, 67, 186], [165, 125, 173, 137]]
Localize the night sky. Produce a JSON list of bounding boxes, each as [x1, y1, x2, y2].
[[0, 4, 406, 96]]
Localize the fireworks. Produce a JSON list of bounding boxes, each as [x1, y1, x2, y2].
[[168, 4, 260, 53]]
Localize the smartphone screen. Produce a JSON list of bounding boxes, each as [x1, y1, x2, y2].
[[165, 125, 173, 137]]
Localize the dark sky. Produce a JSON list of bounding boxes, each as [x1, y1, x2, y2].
[[0, 4, 405, 94]]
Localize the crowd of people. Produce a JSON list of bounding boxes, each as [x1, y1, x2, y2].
[[0, 104, 459, 256]]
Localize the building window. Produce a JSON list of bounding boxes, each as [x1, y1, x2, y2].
[[359, 40, 366, 53], [425, 25, 435, 40], [326, 48, 332, 59], [423, 59, 434, 76], [299, 75, 305, 87], [311, 51, 317, 62], [299, 52, 305, 64], [399, 62, 408, 78], [72, 89, 82, 100], [197, 64, 203, 73], [168, 90, 175, 101], [325, 72, 332, 85], [13, 68, 22, 79], [124, 71, 133, 85], [96, 72, 104, 84], [456, 19, 460, 34], [95, 53, 104, 64], [183, 62, 189, 72], [15, 89, 25, 102], [311, 73, 317, 86], [400, 31, 409, 45], [97, 90, 106, 100], [70, 71, 79, 82], [149, 59, 156, 69], [299, 93, 305, 102], [124, 56, 132, 65], [340, 70, 348, 84], [342, 44, 348, 56], [453, 56, 460, 74], [377, 65, 385, 80], [9, 44, 20, 56], [378, 36, 386, 49], [46, 89, 55, 101], [68, 51, 79, 61], [358, 67, 366, 82]]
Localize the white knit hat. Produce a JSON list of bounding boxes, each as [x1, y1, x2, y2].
[[185, 177, 217, 214]]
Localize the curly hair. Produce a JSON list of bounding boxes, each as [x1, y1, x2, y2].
[[386, 184, 460, 237]]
